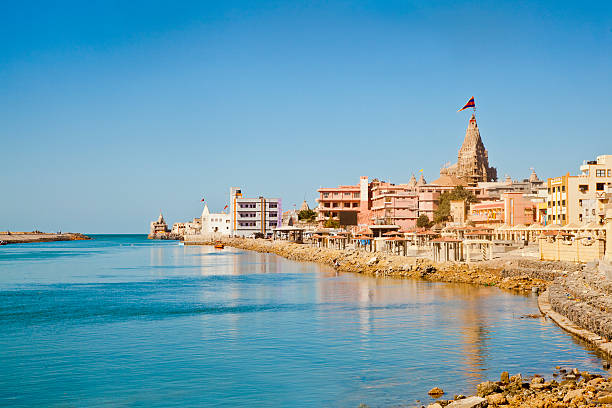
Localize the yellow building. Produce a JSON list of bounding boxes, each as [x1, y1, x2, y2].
[[547, 155, 612, 226]]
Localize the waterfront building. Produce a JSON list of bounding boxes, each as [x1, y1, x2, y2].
[[200, 204, 231, 235], [370, 181, 419, 229], [439, 114, 497, 186], [149, 212, 170, 238], [229, 187, 282, 237], [316, 176, 370, 226], [547, 155, 612, 226]]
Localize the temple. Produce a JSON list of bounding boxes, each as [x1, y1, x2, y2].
[[440, 114, 497, 186]]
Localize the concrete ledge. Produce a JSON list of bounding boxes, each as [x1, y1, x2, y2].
[[538, 290, 612, 358]]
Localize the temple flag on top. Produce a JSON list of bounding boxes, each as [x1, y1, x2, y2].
[[458, 96, 476, 112], [201, 197, 205, 202]]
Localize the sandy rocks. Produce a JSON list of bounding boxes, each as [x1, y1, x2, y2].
[[476, 381, 501, 397], [445, 396, 487, 408], [428, 387, 444, 397], [486, 393, 506, 405]]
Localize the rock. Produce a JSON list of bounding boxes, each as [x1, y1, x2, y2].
[[500, 372, 509, 384], [477, 381, 501, 397], [531, 376, 545, 384], [428, 387, 444, 396], [588, 377, 605, 386], [366, 256, 378, 266], [571, 368, 580, 376], [604, 361, 611, 369], [486, 393, 506, 405], [427, 403, 443, 408], [445, 396, 487, 408], [563, 389, 583, 403], [598, 394, 612, 404], [454, 395, 466, 400]]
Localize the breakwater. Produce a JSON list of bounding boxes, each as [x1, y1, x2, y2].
[[0, 232, 90, 245]]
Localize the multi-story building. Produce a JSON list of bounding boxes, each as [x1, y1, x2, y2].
[[229, 187, 282, 237], [370, 181, 419, 229], [316, 176, 370, 226], [469, 192, 537, 227], [547, 155, 612, 226]]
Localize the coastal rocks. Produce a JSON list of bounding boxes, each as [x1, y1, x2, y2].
[[445, 396, 487, 408], [476, 381, 501, 397], [366, 256, 379, 266], [485, 393, 506, 405], [428, 387, 445, 397], [500, 371, 509, 384]]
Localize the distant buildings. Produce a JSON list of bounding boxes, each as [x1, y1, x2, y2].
[[229, 187, 282, 237], [200, 204, 231, 235], [149, 212, 170, 238]]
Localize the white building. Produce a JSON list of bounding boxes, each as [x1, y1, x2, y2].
[[200, 204, 231, 235], [229, 187, 282, 237]]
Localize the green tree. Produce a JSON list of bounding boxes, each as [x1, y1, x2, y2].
[[298, 209, 316, 222], [416, 214, 431, 228], [433, 186, 476, 224], [324, 217, 340, 228]]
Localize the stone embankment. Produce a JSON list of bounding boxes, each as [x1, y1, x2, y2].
[[0, 232, 91, 245], [422, 368, 612, 408], [191, 238, 566, 292], [544, 262, 612, 352]]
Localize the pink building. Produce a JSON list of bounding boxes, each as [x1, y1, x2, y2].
[[316, 176, 370, 226], [370, 181, 419, 230]]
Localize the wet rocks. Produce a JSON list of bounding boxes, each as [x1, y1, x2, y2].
[[428, 387, 444, 397]]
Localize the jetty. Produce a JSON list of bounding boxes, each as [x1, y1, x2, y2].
[[0, 231, 91, 245]]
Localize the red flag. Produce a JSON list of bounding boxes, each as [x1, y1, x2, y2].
[[201, 198, 205, 202], [458, 96, 476, 112], [223, 205, 228, 210]]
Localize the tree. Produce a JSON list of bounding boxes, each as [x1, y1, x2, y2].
[[416, 214, 431, 228], [298, 209, 316, 222], [324, 217, 340, 228], [433, 186, 476, 224]]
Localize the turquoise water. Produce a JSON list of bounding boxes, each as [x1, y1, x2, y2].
[[0, 235, 605, 407]]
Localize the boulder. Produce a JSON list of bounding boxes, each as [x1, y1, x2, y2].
[[427, 403, 444, 408], [486, 393, 506, 405], [598, 394, 612, 404], [500, 372, 509, 384], [366, 256, 378, 266], [563, 389, 583, 403], [445, 396, 488, 408], [477, 381, 501, 397], [428, 387, 444, 396]]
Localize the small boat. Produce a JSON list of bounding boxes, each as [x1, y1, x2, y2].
[[214, 242, 224, 249]]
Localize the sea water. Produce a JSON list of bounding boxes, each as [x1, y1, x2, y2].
[[0, 235, 605, 407]]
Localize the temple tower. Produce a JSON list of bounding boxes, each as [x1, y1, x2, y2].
[[454, 114, 497, 186]]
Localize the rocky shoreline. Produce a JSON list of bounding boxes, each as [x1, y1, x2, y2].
[[0, 232, 91, 245], [421, 368, 612, 408]]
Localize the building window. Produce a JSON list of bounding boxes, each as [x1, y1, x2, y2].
[[597, 183, 605, 191], [562, 214, 566, 221], [579, 185, 589, 192], [353, 193, 360, 198], [343, 203, 350, 208], [608, 169, 611, 177], [332, 203, 338, 208], [562, 200, 565, 206], [333, 192, 339, 197], [344, 192, 350, 197], [352, 203, 358, 207], [562, 186, 565, 192], [269, 203, 277, 208], [269, 212, 276, 218], [324, 203, 330, 208], [596, 169, 606, 177], [323, 193, 329, 198], [579, 200, 582, 207]]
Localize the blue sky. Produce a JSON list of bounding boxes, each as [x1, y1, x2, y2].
[[1, 0, 611, 233]]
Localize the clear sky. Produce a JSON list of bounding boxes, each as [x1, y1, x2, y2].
[[1, 0, 611, 233]]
